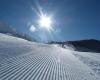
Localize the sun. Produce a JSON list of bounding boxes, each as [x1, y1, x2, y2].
[[39, 15, 52, 30]]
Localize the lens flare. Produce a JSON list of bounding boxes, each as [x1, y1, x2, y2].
[[29, 2, 54, 31]]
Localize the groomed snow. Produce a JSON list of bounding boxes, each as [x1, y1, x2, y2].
[[0, 33, 100, 80]]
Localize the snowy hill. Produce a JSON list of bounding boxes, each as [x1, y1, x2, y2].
[[66, 39, 100, 52], [0, 33, 100, 80], [49, 39, 100, 53], [0, 22, 35, 41]]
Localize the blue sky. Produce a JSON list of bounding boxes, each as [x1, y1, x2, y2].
[[0, 0, 100, 42]]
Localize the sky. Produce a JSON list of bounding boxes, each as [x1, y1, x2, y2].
[[0, 0, 100, 42]]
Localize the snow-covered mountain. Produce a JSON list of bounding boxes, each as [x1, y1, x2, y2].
[[0, 22, 16, 35], [0, 22, 35, 41], [0, 33, 100, 80], [49, 39, 100, 53]]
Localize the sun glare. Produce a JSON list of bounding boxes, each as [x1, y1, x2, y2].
[[39, 15, 52, 30]]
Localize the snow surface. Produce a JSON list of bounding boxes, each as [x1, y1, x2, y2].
[[0, 33, 100, 80], [74, 52, 100, 77]]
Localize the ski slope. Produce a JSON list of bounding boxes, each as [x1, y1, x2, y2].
[[0, 33, 100, 80], [74, 52, 100, 77]]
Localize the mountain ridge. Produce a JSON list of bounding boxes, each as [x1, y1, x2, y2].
[[0, 22, 36, 41], [49, 39, 100, 53]]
